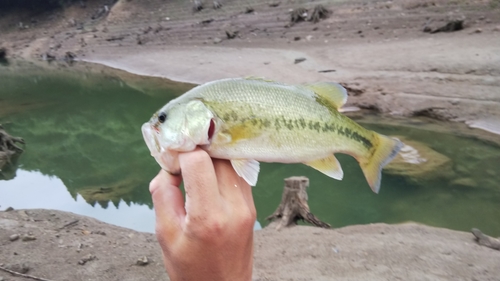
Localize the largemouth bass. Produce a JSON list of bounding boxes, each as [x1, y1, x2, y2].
[[142, 78, 403, 193]]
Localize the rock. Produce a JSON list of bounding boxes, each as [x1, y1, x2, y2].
[[6, 263, 30, 274], [450, 178, 478, 188], [213, 0, 222, 9], [472, 28, 482, 34], [136, 256, 149, 266], [225, 29, 238, 39], [22, 235, 36, 241], [0, 47, 6, 59], [294, 36, 301, 41], [309, 5, 330, 23], [294, 57, 306, 64], [493, 26, 500, 32], [290, 7, 308, 24], [78, 254, 96, 265], [5, 207, 14, 212], [200, 18, 213, 25], [42, 52, 56, 61], [64, 52, 76, 62], [430, 20, 464, 34], [385, 136, 454, 182], [306, 35, 313, 41], [193, 0, 203, 12], [213, 37, 222, 44], [68, 18, 76, 27], [0, 276, 4, 281], [9, 234, 20, 241], [18, 210, 28, 217], [245, 7, 254, 14], [269, 1, 280, 7]]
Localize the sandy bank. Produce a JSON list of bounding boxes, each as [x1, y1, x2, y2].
[[1, 209, 499, 281]]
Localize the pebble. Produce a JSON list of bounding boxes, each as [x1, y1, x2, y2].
[[18, 210, 28, 217], [22, 235, 36, 242], [78, 254, 96, 265], [294, 57, 306, 64], [6, 263, 30, 274], [9, 234, 20, 242], [136, 256, 149, 266], [213, 37, 222, 44]]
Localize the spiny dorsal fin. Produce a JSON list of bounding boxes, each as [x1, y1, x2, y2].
[[304, 82, 348, 110]]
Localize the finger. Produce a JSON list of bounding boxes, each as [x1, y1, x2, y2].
[[212, 158, 246, 203], [150, 170, 185, 243], [212, 159, 256, 217], [179, 148, 221, 217], [239, 181, 255, 211]]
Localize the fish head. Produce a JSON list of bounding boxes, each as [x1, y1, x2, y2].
[[141, 99, 216, 173]]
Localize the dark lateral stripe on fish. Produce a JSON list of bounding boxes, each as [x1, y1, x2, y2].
[[220, 114, 373, 149]]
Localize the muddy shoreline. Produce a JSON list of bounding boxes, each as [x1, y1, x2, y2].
[[1, 208, 500, 281], [1, 0, 500, 134]]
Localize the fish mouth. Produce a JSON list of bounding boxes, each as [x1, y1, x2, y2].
[[141, 122, 181, 174], [141, 122, 160, 156]]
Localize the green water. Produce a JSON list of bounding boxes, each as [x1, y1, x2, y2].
[[1, 61, 499, 235]]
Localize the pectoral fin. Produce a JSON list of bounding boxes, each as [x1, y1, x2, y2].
[[230, 159, 260, 186], [305, 155, 344, 180]]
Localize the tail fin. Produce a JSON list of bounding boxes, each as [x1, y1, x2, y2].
[[360, 134, 403, 193]]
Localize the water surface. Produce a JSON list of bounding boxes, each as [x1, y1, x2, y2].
[[1, 61, 499, 235]]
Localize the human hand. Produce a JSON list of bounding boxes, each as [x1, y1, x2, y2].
[[150, 148, 256, 281]]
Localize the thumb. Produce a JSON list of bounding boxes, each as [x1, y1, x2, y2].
[[150, 170, 186, 243]]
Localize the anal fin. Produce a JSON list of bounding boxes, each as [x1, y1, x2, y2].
[[305, 155, 344, 180], [231, 159, 260, 186]]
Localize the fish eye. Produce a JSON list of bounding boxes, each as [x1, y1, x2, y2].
[[158, 112, 167, 123]]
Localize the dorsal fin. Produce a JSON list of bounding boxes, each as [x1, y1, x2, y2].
[[244, 76, 274, 82], [304, 82, 348, 110]]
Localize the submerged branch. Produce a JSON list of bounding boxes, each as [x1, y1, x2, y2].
[[0, 265, 55, 281], [0, 124, 25, 171]]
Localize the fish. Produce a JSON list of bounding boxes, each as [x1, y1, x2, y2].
[[141, 78, 403, 193]]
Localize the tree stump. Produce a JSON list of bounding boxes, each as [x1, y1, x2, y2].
[[266, 176, 330, 230], [0, 124, 25, 172]]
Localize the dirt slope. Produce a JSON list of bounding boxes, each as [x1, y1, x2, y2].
[[1, 209, 499, 281], [2, 0, 499, 131]]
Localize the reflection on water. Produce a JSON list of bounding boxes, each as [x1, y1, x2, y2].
[[1, 169, 156, 232], [0, 60, 499, 235]]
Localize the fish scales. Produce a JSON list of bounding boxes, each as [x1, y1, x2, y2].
[[142, 78, 403, 192], [187, 79, 374, 163]]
